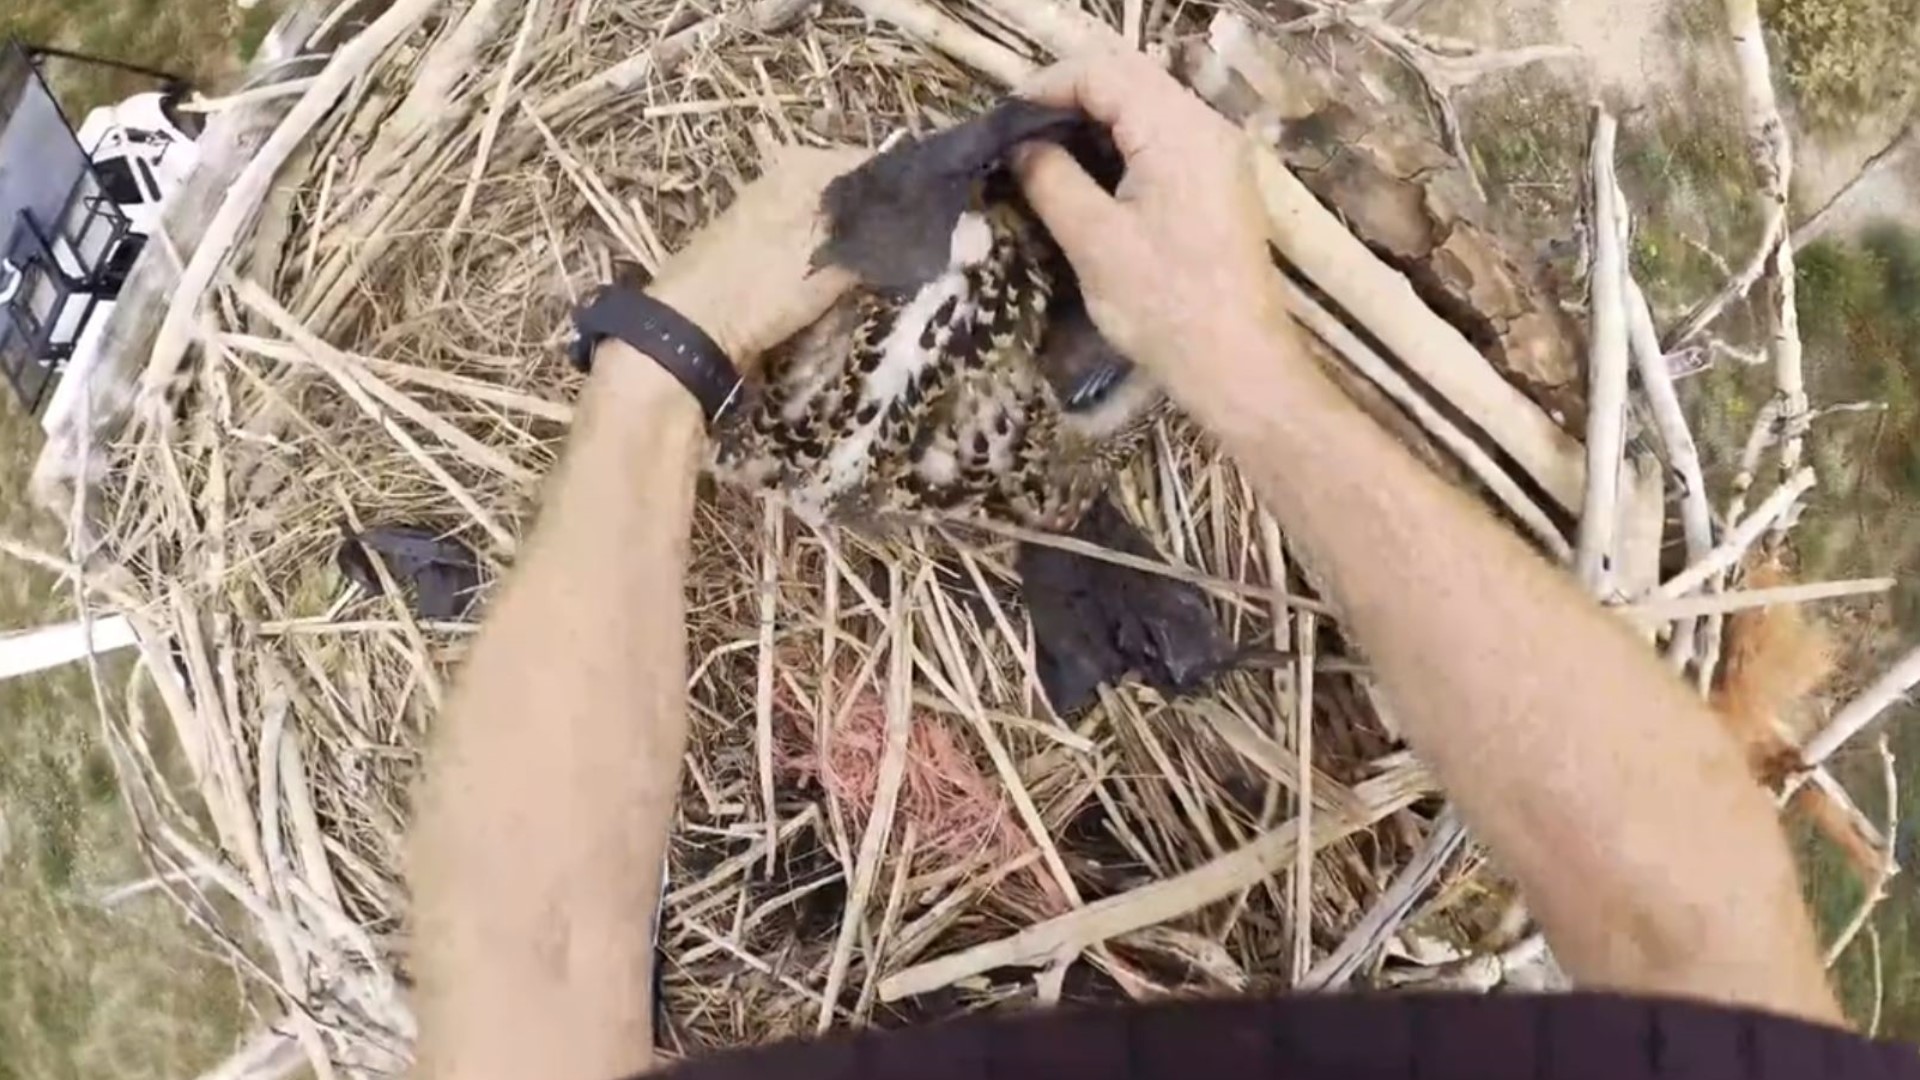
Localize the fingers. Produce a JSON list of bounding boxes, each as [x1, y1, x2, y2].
[[1018, 49, 1173, 124], [1014, 143, 1126, 260]]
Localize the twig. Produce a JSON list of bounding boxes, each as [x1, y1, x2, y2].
[[921, 513, 1337, 613], [1675, 0, 1808, 516], [1290, 610, 1318, 983], [846, 0, 1037, 85], [1618, 578, 1897, 625], [1298, 806, 1468, 990], [1823, 736, 1900, 967], [1798, 643, 1920, 772], [535, 16, 726, 120], [443, 0, 545, 269], [1794, 120, 1918, 247]]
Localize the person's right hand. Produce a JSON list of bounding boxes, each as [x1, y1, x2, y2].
[[1014, 50, 1282, 382]]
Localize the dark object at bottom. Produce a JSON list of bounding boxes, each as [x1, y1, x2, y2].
[[1018, 497, 1234, 713], [337, 524, 482, 620], [655, 992, 1909, 1080]]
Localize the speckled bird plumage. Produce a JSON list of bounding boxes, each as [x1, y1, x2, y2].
[[711, 199, 1163, 531]]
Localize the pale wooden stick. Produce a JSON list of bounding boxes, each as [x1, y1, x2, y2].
[[227, 304, 537, 486], [180, 78, 321, 115], [536, 17, 724, 120], [922, 588, 1083, 905], [223, 333, 575, 423], [1248, 142, 1586, 512], [879, 766, 1432, 1001], [1689, 0, 1808, 505], [1177, 700, 1368, 819], [844, 0, 1037, 86], [924, 513, 1335, 613], [856, 824, 918, 1020], [817, 566, 917, 1031], [1625, 276, 1715, 666], [141, 0, 443, 399], [359, 0, 512, 180], [754, 499, 783, 872], [1576, 110, 1630, 593], [1290, 609, 1318, 984], [444, 0, 544, 246], [1653, 468, 1816, 599], [1619, 579, 1897, 625], [1799, 642, 1920, 770]]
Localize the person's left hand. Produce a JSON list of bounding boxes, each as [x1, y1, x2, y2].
[[648, 146, 869, 373]]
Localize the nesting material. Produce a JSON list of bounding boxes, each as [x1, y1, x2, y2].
[[49, 0, 1897, 1075]]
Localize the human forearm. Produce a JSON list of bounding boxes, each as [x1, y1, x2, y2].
[[414, 354, 701, 1080], [1185, 311, 1837, 1022]]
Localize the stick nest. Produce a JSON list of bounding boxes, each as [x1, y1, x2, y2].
[[86, 0, 1505, 1070]]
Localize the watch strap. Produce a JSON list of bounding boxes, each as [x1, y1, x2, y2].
[[568, 283, 742, 424]]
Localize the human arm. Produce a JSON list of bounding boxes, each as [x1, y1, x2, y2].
[[411, 148, 864, 1080], [1016, 52, 1840, 1024]]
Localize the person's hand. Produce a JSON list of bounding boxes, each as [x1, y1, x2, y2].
[[646, 145, 869, 373], [1015, 51, 1282, 381]]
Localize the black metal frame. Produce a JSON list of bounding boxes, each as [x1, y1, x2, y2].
[[18, 41, 188, 95], [0, 40, 144, 416]]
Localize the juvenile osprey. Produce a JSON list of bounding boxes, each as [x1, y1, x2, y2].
[[710, 103, 1162, 532]]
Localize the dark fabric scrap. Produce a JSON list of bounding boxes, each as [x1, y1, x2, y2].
[[337, 524, 482, 621], [1018, 497, 1235, 713], [812, 100, 1113, 293]]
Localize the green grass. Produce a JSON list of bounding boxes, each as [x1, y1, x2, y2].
[[0, 406, 255, 1079], [1467, 83, 1763, 323], [0, 2, 274, 1074], [4, 0, 257, 116], [1762, 0, 1920, 130]]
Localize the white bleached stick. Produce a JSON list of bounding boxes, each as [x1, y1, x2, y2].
[[1575, 110, 1631, 593], [1653, 468, 1816, 600], [1799, 643, 1920, 771]]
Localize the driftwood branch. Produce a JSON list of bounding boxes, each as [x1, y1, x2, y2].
[[1626, 275, 1716, 666], [842, 0, 1036, 87], [1671, 0, 1808, 516], [1576, 110, 1631, 593]]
